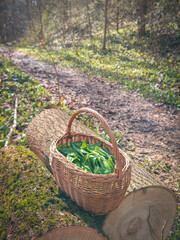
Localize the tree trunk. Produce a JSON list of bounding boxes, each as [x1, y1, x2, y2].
[[26, 109, 166, 189], [102, 0, 108, 50], [116, 0, 120, 32], [37, 0, 44, 40], [86, 0, 94, 49], [26, 109, 177, 239], [137, 0, 147, 37], [0, 0, 7, 43]]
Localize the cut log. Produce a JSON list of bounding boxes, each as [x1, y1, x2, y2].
[[26, 109, 177, 239], [102, 186, 176, 240], [26, 109, 165, 190], [37, 226, 106, 240]]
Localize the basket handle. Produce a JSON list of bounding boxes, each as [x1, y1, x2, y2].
[[66, 107, 124, 177]]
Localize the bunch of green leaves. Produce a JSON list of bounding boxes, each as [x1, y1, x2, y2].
[[0, 55, 56, 148], [58, 141, 115, 174]]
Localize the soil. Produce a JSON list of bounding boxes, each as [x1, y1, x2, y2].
[[0, 46, 179, 193]]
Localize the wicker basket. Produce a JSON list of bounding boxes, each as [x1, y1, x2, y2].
[[50, 108, 131, 215]]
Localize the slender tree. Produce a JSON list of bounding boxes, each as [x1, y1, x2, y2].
[[116, 0, 120, 32], [0, 0, 28, 43], [0, 0, 6, 43], [103, 0, 109, 50], [86, 0, 94, 48], [137, 0, 147, 37], [37, 0, 44, 40]]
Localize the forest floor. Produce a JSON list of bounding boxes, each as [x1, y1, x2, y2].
[[0, 45, 179, 194]]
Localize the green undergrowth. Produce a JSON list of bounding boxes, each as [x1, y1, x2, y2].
[[0, 146, 105, 240], [0, 55, 62, 148], [0, 54, 178, 239], [17, 27, 180, 108]]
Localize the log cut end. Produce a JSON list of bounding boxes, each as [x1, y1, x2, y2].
[[103, 186, 177, 240], [36, 226, 106, 240]]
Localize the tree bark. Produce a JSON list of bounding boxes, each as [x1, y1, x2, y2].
[[26, 109, 177, 238], [116, 0, 120, 32], [0, 0, 6, 43], [102, 0, 108, 50], [37, 0, 44, 40], [137, 0, 147, 37], [86, 0, 94, 49]]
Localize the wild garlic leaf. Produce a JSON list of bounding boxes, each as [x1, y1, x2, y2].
[[58, 141, 115, 174]]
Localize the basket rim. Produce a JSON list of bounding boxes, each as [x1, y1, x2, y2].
[[50, 132, 131, 180]]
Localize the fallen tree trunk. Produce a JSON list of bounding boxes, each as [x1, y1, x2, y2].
[[37, 226, 106, 240], [27, 109, 166, 191], [26, 109, 177, 239], [103, 186, 176, 240]]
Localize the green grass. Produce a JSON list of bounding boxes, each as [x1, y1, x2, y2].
[[0, 55, 60, 148], [17, 26, 180, 108]]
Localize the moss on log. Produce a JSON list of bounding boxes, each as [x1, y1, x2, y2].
[[0, 146, 106, 240]]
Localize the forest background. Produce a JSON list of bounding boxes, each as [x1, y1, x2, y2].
[[0, 0, 179, 239], [0, 0, 179, 107]]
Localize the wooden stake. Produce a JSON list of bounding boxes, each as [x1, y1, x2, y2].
[[4, 96, 18, 147]]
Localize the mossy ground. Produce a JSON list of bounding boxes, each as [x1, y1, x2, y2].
[[0, 146, 105, 240]]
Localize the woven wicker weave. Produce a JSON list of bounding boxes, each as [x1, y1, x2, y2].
[[50, 108, 131, 215]]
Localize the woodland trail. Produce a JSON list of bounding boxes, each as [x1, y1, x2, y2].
[[0, 46, 179, 192]]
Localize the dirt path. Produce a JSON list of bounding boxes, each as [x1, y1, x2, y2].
[[0, 46, 179, 192]]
